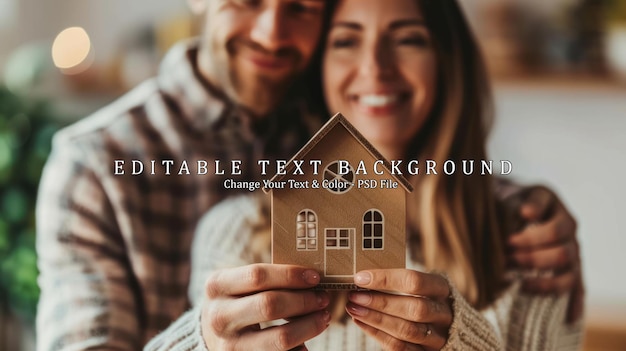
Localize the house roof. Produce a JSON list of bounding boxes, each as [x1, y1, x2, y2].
[[262, 112, 413, 193]]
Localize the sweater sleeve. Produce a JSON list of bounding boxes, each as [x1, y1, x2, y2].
[[146, 194, 269, 351], [188, 194, 270, 305], [441, 285, 503, 351], [143, 307, 209, 351], [441, 282, 583, 351], [504, 289, 583, 350]]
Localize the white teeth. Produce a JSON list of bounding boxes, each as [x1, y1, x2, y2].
[[359, 94, 398, 107]]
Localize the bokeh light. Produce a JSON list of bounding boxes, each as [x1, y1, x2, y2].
[[51, 27, 93, 74]]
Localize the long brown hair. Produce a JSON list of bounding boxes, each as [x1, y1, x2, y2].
[[298, 0, 507, 310], [404, 0, 507, 309]]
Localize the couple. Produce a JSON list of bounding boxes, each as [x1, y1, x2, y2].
[[36, 0, 583, 350]]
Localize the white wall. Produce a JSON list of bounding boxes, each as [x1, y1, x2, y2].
[[488, 82, 626, 309]]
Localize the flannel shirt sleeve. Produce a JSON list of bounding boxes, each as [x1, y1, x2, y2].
[[36, 137, 141, 350], [37, 135, 217, 351]]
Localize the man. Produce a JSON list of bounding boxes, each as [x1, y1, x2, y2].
[[35, 0, 582, 350], [37, 1, 330, 350]]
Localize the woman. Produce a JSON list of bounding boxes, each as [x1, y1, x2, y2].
[[187, 0, 583, 350], [323, 0, 505, 311], [318, 0, 582, 349]]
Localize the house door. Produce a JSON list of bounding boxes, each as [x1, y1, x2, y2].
[[324, 228, 355, 277]]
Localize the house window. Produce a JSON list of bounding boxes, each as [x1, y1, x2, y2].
[[326, 229, 351, 249], [363, 210, 384, 250], [323, 161, 354, 194], [296, 210, 317, 251]]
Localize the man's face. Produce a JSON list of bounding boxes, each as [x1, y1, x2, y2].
[[196, 0, 326, 116]]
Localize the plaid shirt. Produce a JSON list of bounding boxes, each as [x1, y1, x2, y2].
[[36, 40, 319, 351]]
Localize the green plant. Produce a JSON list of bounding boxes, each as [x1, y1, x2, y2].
[[0, 86, 63, 320]]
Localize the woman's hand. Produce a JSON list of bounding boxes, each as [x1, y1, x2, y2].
[[200, 264, 331, 351], [346, 269, 453, 351]]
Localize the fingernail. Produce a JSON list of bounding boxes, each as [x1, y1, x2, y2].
[[303, 270, 320, 285], [346, 303, 368, 317], [348, 292, 371, 305], [317, 292, 330, 308], [354, 272, 371, 286], [322, 310, 331, 324]]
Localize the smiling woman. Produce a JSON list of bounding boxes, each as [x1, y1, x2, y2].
[[317, 0, 583, 349], [323, 0, 437, 161]]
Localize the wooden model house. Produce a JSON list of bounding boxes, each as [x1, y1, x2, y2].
[[264, 113, 413, 288]]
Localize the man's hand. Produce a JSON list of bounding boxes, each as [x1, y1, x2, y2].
[[201, 264, 331, 351], [506, 186, 584, 323]]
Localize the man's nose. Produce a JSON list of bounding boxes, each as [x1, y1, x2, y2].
[[250, 7, 290, 52]]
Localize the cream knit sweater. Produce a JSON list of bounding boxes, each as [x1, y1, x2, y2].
[[147, 195, 583, 351]]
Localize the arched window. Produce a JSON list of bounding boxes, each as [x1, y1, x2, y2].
[[296, 210, 317, 251], [363, 209, 384, 250]]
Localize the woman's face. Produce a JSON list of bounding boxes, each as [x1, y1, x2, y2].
[[323, 0, 437, 159]]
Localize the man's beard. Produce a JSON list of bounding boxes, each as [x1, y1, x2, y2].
[[222, 39, 303, 116]]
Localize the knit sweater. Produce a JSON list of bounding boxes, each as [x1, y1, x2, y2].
[[145, 194, 583, 351]]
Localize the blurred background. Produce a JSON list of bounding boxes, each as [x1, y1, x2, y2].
[[0, 0, 624, 350]]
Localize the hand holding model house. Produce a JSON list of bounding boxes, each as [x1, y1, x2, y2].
[[198, 114, 454, 350], [262, 113, 452, 349], [265, 113, 413, 289]]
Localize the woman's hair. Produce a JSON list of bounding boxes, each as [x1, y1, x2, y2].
[[303, 0, 507, 309], [404, 0, 507, 308]]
